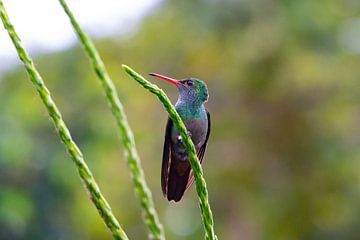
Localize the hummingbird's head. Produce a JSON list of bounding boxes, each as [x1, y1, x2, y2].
[[149, 73, 209, 104], [178, 78, 208, 103]]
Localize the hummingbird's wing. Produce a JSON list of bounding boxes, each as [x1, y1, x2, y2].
[[161, 118, 173, 196], [162, 111, 211, 202], [161, 118, 192, 202], [186, 110, 211, 190]]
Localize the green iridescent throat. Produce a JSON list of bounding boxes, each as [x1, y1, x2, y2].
[[176, 100, 206, 119]]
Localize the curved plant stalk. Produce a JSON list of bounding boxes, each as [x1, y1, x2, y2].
[[58, 1, 164, 239], [0, 2, 129, 240], [122, 65, 217, 240]]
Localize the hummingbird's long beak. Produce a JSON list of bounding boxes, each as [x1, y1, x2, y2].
[[149, 73, 181, 85]]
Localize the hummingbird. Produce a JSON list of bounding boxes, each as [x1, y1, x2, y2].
[[149, 73, 211, 202]]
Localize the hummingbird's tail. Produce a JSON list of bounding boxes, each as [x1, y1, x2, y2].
[[166, 160, 191, 202]]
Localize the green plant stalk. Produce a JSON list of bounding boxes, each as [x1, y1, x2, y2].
[[0, 2, 129, 240], [58, 1, 164, 239], [122, 65, 217, 240]]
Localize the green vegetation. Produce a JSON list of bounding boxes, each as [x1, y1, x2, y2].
[[1, 0, 360, 239], [58, 0, 164, 239], [0, 1, 128, 239]]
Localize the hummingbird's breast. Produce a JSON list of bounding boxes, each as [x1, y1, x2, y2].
[[171, 106, 208, 161], [184, 118, 208, 147]]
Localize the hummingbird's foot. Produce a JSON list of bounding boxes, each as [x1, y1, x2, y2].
[[177, 131, 192, 144]]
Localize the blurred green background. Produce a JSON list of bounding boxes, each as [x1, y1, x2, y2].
[[1, 0, 360, 239]]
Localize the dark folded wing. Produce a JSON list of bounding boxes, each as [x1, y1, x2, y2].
[[161, 118, 173, 196], [162, 117, 192, 202]]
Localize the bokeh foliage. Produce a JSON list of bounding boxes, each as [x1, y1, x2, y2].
[[1, 0, 360, 239]]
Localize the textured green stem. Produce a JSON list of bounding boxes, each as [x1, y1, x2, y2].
[[122, 65, 217, 240], [0, 2, 128, 240], [58, 1, 164, 239]]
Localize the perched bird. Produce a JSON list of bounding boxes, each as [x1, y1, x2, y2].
[[149, 73, 211, 202]]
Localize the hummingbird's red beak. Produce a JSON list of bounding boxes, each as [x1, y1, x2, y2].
[[149, 73, 181, 85]]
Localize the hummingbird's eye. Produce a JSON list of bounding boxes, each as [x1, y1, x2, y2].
[[186, 80, 194, 86]]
